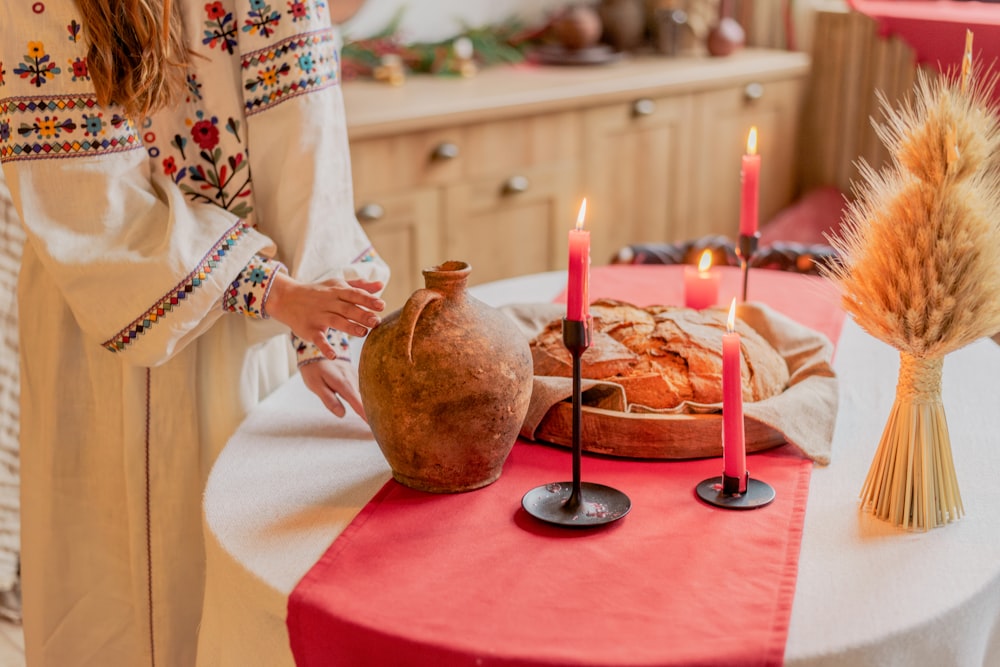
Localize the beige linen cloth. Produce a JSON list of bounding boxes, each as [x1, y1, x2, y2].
[[501, 302, 839, 465]]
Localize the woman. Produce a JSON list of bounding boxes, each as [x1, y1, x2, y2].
[[0, 0, 389, 663]]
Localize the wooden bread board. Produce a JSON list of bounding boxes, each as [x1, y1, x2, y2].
[[535, 402, 787, 459]]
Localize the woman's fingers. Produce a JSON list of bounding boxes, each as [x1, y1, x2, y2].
[[300, 359, 366, 420], [347, 278, 385, 295]]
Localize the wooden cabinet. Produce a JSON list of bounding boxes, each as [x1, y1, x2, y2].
[[344, 49, 809, 308]]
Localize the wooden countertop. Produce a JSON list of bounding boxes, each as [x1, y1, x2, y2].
[[342, 48, 810, 140]]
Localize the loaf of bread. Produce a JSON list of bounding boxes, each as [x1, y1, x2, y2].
[[530, 299, 789, 409]]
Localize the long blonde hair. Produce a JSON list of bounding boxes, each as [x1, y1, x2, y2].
[[74, 0, 191, 120]]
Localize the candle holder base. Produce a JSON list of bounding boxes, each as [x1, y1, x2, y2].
[[695, 475, 775, 510], [522, 317, 631, 529], [522, 481, 631, 527]]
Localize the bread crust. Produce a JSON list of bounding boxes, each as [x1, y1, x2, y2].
[[530, 299, 789, 409]]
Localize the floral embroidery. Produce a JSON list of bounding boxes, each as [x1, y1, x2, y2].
[[191, 117, 220, 149], [0, 62, 6, 87], [103, 221, 253, 353], [13, 42, 61, 88], [292, 329, 351, 366], [241, 29, 338, 116], [185, 74, 203, 102], [165, 112, 252, 218], [0, 95, 138, 162], [223, 254, 287, 318], [67, 20, 82, 42], [354, 246, 377, 263], [244, 62, 291, 94], [68, 57, 89, 82], [81, 112, 104, 136], [243, 0, 282, 38], [18, 114, 74, 140], [287, 0, 309, 21], [202, 1, 238, 54]]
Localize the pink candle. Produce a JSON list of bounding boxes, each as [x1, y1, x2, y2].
[[684, 250, 720, 310], [566, 199, 590, 321], [722, 298, 747, 490], [740, 126, 760, 237]]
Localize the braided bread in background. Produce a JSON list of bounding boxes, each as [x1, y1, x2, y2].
[[611, 235, 840, 276]]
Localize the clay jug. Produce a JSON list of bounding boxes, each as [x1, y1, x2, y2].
[[358, 261, 534, 493]]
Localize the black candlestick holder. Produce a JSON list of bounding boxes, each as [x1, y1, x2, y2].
[[696, 470, 775, 510], [522, 317, 631, 527], [736, 232, 760, 302]]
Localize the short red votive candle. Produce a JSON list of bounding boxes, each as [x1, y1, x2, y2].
[[684, 250, 720, 310], [566, 199, 590, 321], [722, 298, 747, 490]]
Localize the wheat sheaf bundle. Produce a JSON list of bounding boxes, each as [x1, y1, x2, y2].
[[823, 43, 1000, 530]]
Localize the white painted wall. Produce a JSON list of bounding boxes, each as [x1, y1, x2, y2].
[[341, 0, 568, 42]]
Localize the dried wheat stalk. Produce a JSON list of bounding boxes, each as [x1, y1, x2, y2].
[[823, 49, 1000, 530]]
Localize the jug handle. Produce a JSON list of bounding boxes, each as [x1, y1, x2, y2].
[[400, 288, 442, 363]]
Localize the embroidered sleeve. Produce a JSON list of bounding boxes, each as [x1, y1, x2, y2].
[[291, 329, 351, 367], [232, 0, 392, 332], [0, 3, 277, 367], [223, 253, 286, 319]]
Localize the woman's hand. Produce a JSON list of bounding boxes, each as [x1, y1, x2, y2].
[[266, 272, 385, 359], [299, 358, 367, 419]]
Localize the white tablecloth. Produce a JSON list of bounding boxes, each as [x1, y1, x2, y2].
[[198, 271, 1000, 667]]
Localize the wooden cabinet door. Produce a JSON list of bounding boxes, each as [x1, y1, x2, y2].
[[581, 94, 695, 265], [689, 77, 805, 238], [355, 188, 441, 312], [442, 161, 579, 287]]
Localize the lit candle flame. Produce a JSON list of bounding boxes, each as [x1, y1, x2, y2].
[[962, 30, 973, 94], [575, 198, 587, 231], [727, 298, 736, 333], [746, 126, 758, 156], [698, 249, 712, 273]]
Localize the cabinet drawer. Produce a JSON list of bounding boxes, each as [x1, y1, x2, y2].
[[351, 109, 580, 200], [460, 110, 580, 179], [351, 129, 465, 197]]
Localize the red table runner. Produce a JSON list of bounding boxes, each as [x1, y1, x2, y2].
[[288, 266, 845, 667]]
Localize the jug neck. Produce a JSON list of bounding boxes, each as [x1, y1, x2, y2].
[[423, 261, 471, 294]]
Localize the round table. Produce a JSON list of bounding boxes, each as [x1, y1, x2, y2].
[[198, 267, 1000, 667]]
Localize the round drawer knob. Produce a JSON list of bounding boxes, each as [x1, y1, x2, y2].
[[632, 98, 656, 117], [744, 82, 764, 101], [356, 203, 385, 222], [431, 142, 460, 161], [502, 175, 530, 195]]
